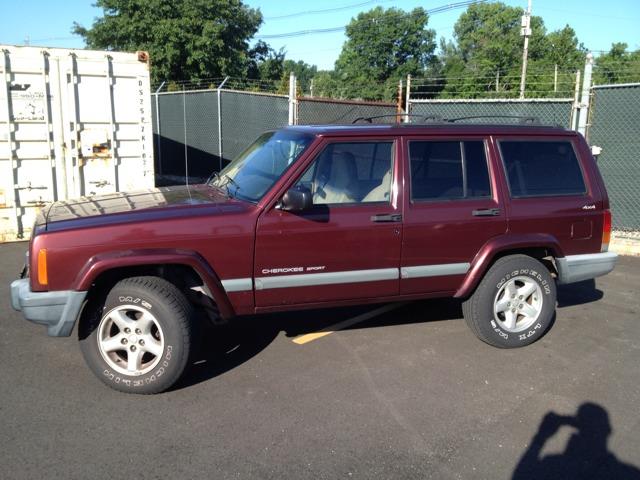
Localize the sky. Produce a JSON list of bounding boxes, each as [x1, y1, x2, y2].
[[0, 0, 638, 71]]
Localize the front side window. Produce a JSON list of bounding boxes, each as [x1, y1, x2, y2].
[[409, 140, 491, 201], [209, 130, 314, 203], [499, 140, 586, 197], [295, 142, 394, 205]]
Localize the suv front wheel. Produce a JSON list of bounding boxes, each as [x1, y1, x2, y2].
[[462, 255, 557, 348], [79, 276, 193, 394]]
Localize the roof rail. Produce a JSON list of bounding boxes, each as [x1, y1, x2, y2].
[[446, 115, 541, 124], [351, 114, 556, 127], [351, 114, 443, 124]]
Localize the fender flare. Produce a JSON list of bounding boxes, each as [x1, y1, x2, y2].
[[454, 233, 564, 299], [73, 248, 235, 318]]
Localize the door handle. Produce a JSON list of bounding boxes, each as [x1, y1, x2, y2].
[[472, 208, 500, 217], [371, 213, 402, 223]]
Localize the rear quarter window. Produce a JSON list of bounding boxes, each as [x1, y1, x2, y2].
[[499, 140, 586, 197]]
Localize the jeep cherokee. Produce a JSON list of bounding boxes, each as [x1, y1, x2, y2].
[[10, 123, 618, 393]]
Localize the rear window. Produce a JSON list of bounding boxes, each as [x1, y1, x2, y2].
[[499, 140, 586, 197]]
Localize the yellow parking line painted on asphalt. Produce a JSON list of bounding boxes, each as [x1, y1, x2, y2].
[[292, 303, 407, 345]]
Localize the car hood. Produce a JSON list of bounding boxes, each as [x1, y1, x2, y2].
[[39, 184, 251, 232]]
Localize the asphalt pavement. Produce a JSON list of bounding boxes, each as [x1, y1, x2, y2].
[[1, 240, 639, 479]]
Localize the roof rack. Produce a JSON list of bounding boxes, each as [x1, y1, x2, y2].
[[352, 114, 425, 124], [446, 115, 541, 124], [351, 114, 544, 125]]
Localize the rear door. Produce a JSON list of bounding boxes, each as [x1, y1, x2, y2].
[[254, 138, 403, 307], [400, 136, 508, 295], [496, 135, 603, 255]]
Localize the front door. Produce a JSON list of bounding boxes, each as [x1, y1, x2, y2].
[[254, 139, 402, 307]]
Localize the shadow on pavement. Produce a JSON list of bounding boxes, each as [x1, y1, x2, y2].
[[512, 402, 640, 480], [174, 298, 462, 390], [557, 279, 604, 308], [172, 317, 279, 391], [174, 281, 605, 390]]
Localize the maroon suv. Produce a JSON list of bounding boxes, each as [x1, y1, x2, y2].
[[10, 123, 617, 393]]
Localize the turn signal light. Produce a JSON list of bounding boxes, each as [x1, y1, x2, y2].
[[37, 249, 48, 286], [602, 210, 612, 252]]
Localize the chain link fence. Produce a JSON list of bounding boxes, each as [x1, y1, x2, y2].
[[152, 87, 398, 185], [221, 91, 289, 161], [587, 83, 640, 233], [152, 88, 289, 185], [408, 99, 575, 127], [152, 72, 640, 237], [298, 98, 397, 125]]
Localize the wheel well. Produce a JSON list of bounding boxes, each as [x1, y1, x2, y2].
[[90, 264, 203, 297], [458, 246, 558, 300], [487, 247, 557, 277], [80, 264, 208, 327]]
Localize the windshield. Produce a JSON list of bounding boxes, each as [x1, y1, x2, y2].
[[209, 130, 315, 203]]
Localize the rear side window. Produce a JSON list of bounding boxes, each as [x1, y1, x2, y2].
[[409, 140, 491, 201], [499, 140, 586, 197]]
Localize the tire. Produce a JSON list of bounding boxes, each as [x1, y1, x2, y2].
[[462, 255, 556, 348], [79, 276, 193, 394]]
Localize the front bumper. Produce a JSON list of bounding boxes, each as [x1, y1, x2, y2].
[[556, 252, 618, 285], [10, 279, 87, 337]]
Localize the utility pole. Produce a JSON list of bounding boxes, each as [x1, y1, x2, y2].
[[519, 0, 532, 99]]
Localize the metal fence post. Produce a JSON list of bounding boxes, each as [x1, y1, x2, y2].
[[577, 53, 594, 136], [154, 82, 165, 176], [288, 72, 297, 125], [405, 74, 411, 122], [182, 85, 188, 185], [570, 70, 581, 130], [217, 76, 229, 172]]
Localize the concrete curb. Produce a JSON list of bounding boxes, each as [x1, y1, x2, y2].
[[611, 231, 640, 257]]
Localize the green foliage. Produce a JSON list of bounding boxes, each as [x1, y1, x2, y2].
[[594, 43, 640, 85], [246, 40, 286, 82], [73, 0, 262, 84], [433, 2, 589, 98], [541, 26, 586, 70], [309, 71, 340, 98], [440, 2, 540, 97], [283, 60, 318, 94], [333, 6, 436, 101]]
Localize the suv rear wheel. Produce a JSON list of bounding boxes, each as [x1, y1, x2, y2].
[[462, 255, 556, 348], [79, 276, 193, 394]]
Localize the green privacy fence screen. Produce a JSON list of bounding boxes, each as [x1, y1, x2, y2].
[[587, 84, 640, 232], [152, 84, 639, 233], [408, 99, 575, 127]]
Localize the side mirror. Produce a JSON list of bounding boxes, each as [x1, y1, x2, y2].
[[280, 186, 313, 212]]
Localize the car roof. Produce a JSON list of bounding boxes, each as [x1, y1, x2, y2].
[[286, 123, 574, 137]]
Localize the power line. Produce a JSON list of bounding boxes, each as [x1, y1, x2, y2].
[[265, 0, 393, 20], [257, 0, 486, 40]]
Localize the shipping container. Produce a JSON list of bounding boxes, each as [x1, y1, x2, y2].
[[0, 45, 154, 241]]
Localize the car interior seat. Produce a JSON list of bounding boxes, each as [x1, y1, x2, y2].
[[313, 151, 359, 204]]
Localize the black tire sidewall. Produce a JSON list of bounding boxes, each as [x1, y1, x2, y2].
[[80, 278, 191, 394], [469, 256, 557, 348]]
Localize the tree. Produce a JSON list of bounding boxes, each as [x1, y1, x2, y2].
[[440, 2, 548, 97], [73, 0, 262, 84], [542, 26, 586, 70], [246, 40, 286, 83], [594, 43, 640, 85], [310, 71, 340, 98], [438, 2, 588, 98], [283, 60, 317, 95], [334, 7, 436, 100]]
